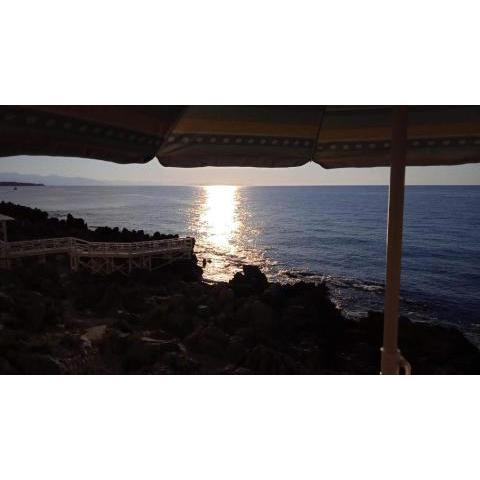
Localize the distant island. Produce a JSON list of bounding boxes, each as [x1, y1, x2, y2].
[[0, 181, 45, 187], [0, 172, 107, 186]]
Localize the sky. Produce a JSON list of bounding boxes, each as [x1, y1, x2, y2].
[[1, 155, 480, 185]]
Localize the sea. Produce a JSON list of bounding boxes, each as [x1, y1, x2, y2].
[[1, 185, 479, 343]]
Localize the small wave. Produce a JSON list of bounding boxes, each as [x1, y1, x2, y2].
[[351, 283, 384, 292]]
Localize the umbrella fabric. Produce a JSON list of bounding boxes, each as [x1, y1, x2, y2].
[[157, 106, 324, 168], [1, 105, 479, 167], [314, 106, 480, 168], [0, 106, 183, 164]]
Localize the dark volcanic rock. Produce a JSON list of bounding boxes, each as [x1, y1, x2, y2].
[[1, 201, 479, 375], [225, 335, 248, 364], [0, 356, 18, 374], [11, 353, 64, 374], [229, 265, 268, 296], [0, 291, 14, 311], [12, 290, 62, 332], [161, 311, 195, 338], [210, 284, 235, 311], [125, 336, 180, 370], [97, 285, 124, 315], [244, 345, 300, 374], [81, 325, 108, 345], [161, 351, 200, 374], [185, 325, 230, 358], [0, 201, 179, 243], [100, 329, 133, 357], [359, 312, 480, 374], [2, 252, 479, 374], [234, 298, 276, 340]]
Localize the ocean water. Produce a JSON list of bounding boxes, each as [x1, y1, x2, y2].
[[1, 185, 479, 341]]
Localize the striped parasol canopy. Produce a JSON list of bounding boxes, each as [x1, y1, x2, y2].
[[1, 105, 479, 375], [1, 106, 479, 167]]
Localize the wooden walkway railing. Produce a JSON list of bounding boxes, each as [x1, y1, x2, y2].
[[0, 236, 194, 274]]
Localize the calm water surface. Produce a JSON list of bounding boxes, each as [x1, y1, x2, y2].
[[1, 185, 479, 341]]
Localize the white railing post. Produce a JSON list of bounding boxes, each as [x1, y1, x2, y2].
[[2, 235, 193, 272]]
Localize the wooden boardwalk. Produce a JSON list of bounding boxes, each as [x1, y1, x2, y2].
[[0, 236, 194, 274]]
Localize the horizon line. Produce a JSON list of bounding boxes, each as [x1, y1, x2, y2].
[[3, 183, 480, 187]]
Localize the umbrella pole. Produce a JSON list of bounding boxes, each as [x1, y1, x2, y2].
[[381, 106, 410, 375]]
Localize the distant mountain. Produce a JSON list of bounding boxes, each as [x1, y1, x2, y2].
[[0, 181, 44, 187], [0, 172, 108, 186]]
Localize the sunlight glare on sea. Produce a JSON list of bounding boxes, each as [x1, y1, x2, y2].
[[192, 185, 267, 282], [193, 185, 243, 281], [200, 185, 239, 252]]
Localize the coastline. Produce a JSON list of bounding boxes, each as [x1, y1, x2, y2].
[[1, 201, 479, 374], [2, 184, 478, 336]]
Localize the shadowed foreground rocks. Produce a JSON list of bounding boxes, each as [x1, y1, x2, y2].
[[0, 201, 178, 242], [1, 202, 479, 374], [1, 262, 479, 375]]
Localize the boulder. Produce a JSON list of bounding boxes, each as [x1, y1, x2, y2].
[[12, 353, 64, 374], [231, 367, 252, 375], [13, 290, 62, 332], [226, 336, 248, 364], [282, 304, 312, 332], [125, 336, 180, 370], [243, 265, 268, 284], [229, 265, 268, 296], [0, 291, 14, 312], [234, 299, 275, 339], [144, 302, 194, 338], [162, 351, 200, 374], [208, 284, 235, 314], [144, 303, 169, 325], [169, 293, 188, 310], [59, 333, 88, 352], [0, 356, 17, 374], [185, 325, 230, 358], [15, 291, 47, 331], [81, 325, 108, 345], [0, 312, 17, 328], [100, 329, 132, 356], [121, 288, 147, 314], [262, 284, 285, 308], [97, 284, 124, 315], [111, 317, 135, 333], [250, 300, 275, 339], [244, 345, 300, 374], [196, 304, 210, 318], [166, 311, 195, 338]]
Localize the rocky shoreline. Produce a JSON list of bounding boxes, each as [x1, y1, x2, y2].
[[1, 202, 480, 374]]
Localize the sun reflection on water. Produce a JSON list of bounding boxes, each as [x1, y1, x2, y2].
[[193, 185, 268, 281], [200, 185, 239, 253]]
